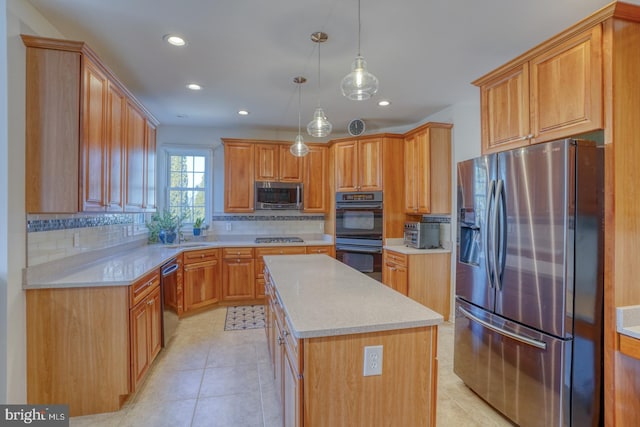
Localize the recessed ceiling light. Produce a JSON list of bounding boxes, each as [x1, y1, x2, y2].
[[163, 34, 186, 47], [187, 83, 202, 91], [238, 110, 250, 116], [177, 114, 188, 118], [377, 100, 391, 107]]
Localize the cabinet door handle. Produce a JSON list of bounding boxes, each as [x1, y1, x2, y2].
[[283, 330, 289, 337], [147, 299, 154, 305], [277, 337, 284, 345]]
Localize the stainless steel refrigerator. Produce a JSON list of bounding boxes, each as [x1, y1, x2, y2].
[[454, 139, 603, 427]]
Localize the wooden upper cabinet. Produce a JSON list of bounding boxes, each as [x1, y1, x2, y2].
[[479, 64, 531, 154], [124, 102, 146, 212], [530, 25, 602, 142], [303, 145, 328, 213], [81, 58, 108, 212], [255, 143, 303, 182], [334, 137, 382, 192], [145, 121, 157, 211], [404, 123, 452, 215], [24, 46, 81, 213], [22, 35, 158, 214], [223, 140, 255, 212], [106, 82, 125, 212], [475, 24, 603, 154]]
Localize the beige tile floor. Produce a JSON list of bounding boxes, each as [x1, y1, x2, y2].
[[69, 307, 514, 427]]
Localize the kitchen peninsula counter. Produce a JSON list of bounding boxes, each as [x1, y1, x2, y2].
[[263, 254, 442, 426]]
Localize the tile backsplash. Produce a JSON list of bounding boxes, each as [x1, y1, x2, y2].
[[209, 213, 325, 237], [27, 213, 147, 266]]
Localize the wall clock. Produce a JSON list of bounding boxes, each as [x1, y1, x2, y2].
[[348, 119, 365, 136]]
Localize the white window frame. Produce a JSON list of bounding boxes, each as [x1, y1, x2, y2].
[[162, 146, 213, 226]]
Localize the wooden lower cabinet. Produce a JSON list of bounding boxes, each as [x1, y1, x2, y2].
[[383, 250, 451, 321], [183, 249, 220, 312], [130, 284, 162, 391], [382, 251, 409, 295], [222, 247, 255, 301]]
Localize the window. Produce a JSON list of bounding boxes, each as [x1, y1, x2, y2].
[[166, 149, 211, 225]]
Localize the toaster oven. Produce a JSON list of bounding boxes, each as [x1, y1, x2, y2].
[[403, 222, 440, 249]]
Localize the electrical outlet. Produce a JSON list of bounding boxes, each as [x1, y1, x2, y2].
[[73, 232, 80, 248], [225, 222, 232, 231], [363, 345, 383, 376]]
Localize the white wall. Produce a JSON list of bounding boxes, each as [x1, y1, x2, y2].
[[3, 0, 65, 404]]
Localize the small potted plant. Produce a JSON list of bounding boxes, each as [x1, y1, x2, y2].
[[193, 217, 205, 236], [146, 210, 184, 244]]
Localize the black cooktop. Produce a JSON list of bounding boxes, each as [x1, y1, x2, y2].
[[254, 236, 304, 244]]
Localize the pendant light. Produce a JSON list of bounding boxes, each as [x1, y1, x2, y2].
[[291, 76, 310, 157], [341, 0, 379, 101], [307, 32, 332, 137]]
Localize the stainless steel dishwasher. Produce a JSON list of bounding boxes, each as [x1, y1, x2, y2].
[[161, 258, 180, 346]]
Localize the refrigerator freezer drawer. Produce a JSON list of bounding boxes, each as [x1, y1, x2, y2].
[[453, 300, 570, 426]]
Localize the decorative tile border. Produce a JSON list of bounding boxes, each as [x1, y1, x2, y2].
[[27, 213, 145, 233], [211, 215, 324, 221]]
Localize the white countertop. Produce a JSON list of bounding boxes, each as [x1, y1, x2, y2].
[[617, 305, 640, 340], [264, 254, 443, 339], [24, 235, 333, 289]]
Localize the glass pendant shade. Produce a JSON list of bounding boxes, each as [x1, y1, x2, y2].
[[307, 107, 332, 137], [290, 134, 309, 157], [341, 56, 379, 101]]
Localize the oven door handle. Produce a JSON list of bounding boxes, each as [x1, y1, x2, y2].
[[336, 245, 383, 254], [336, 203, 383, 210]]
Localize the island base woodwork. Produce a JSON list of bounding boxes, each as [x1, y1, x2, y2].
[[302, 327, 438, 427]]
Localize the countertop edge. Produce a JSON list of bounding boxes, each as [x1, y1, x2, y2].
[[383, 245, 452, 255]]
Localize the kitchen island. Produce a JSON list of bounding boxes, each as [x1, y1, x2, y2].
[[263, 254, 443, 426]]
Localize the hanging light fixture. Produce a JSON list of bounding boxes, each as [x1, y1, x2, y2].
[[307, 32, 332, 138], [291, 76, 310, 157], [341, 0, 379, 101]]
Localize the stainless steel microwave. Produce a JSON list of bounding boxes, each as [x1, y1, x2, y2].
[[255, 182, 303, 210]]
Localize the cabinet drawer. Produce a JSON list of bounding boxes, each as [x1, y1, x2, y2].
[[130, 269, 160, 308], [222, 247, 254, 259], [183, 248, 219, 264], [306, 245, 334, 256], [384, 251, 407, 267]]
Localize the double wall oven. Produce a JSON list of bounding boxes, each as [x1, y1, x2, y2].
[[335, 191, 383, 281]]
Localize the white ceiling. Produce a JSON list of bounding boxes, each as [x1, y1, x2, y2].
[[25, 0, 616, 138]]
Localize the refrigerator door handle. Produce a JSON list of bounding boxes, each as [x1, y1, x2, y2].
[[458, 306, 548, 350], [495, 179, 507, 290], [484, 180, 496, 288]]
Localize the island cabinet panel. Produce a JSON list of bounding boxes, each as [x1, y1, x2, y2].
[[183, 249, 220, 312], [22, 35, 158, 214], [303, 327, 437, 426], [223, 141, 255, 212], [222, 247, 255, 300], [26, 286, 130, 417]]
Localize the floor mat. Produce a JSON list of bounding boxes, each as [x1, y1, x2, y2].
[[224, 304, 265, 331]]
